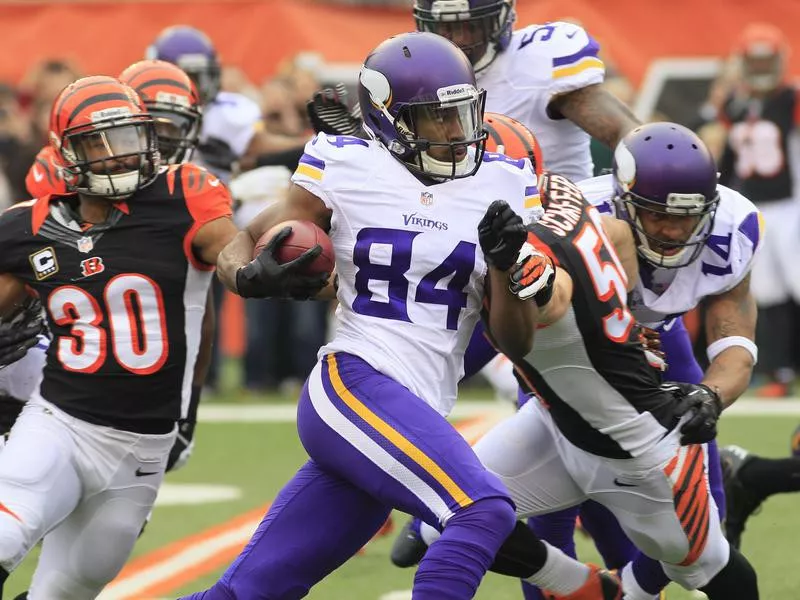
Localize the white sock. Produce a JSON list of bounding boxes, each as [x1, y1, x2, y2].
[[621, 563, 660, 600], [524, 542, 591, 595], [419, 521, 440, 546]]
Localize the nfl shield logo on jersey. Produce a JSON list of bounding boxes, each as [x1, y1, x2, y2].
[[77, 236, 94, 253], [420, 191, 434, 207]]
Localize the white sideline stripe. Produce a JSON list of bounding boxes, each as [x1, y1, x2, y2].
[[98, 519, 261, 600], [199, 398, 800, 423]]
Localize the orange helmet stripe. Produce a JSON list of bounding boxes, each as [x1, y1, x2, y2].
[[483, 112, 544, 176]]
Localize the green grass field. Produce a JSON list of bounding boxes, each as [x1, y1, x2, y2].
[[6, 388, 799, 599]]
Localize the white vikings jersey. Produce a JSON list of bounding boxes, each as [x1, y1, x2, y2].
[[198, 91, 262, 181], [478, 22, 605, 182], [0, 336, 47, 400], [292, 134, 541, 416], [580, 175, 764, 326]]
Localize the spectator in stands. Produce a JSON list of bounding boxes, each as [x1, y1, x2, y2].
[[717, 23, 800, 397]]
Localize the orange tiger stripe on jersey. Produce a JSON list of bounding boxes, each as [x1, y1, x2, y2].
[[166, 164, 180, 196], [484, 112, 544, 176], [177, 163, 232, 271], [525, 230, 560, 267], [0, 502, 21, 522], [26, 145, 69, 198], [665, 445, 712, 566]]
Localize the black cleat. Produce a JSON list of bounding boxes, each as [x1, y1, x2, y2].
[[720, 445, 763, 550], [390, 518, 428, 568]]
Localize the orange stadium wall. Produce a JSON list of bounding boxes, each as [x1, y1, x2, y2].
[[1, 0, 800, 88], [4, 0, 797, 356]]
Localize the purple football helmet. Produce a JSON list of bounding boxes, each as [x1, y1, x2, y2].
[[413, 0, 516, 72], [613, 122, 720, 269], [146, 25, 221, 105], [358, 32, 487, 180]]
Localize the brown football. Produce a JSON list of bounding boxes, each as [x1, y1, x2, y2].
[[253, 220, 334, 275]]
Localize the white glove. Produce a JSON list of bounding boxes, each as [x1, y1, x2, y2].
[[509, 242, 556, 305]]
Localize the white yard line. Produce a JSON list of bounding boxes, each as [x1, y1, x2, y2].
[[99, 520, 261, 600], [199, 398, 800, 423]]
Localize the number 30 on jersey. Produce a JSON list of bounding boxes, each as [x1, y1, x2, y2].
[[48, 274, 168, 374]]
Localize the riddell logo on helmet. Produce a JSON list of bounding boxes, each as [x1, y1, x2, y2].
[[90, 107, 133, 123], [437, 85, 477, 101], [155, 91, 190, 107]]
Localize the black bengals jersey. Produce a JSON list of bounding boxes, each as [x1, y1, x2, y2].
[[719, 85, 800, 202], [513, 177, 679, 459], [0, 163, 231, 433]]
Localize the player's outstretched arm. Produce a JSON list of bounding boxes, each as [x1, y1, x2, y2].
[[217, 184, 332, 297], [521, 265, 573, 328], [485, 267, 538, 361], [478, 200, 539, 359], [193, 216, 240, 269], [701, 274, 758, 408], [550, 84, 641, 149]]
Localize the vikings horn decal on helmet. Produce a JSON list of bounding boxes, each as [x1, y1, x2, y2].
[[119, 59, 203, 164], [49, 75, 160, 200], [146, 25, 221, 104], [358, 31, 488, 180], [612, 122, 720, 269], [413, 0, 516, 72]]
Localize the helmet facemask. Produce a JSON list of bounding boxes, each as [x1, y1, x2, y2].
[[616, 189, 719, 269], [414, 1, 515, 72], [147, 95, 202, 164], [177, 54, 221, 105], [365, 81, 487, 180], [741, 51, 784, 93], [59, 115, 160, 200]]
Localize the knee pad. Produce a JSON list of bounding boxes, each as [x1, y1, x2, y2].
[[448, 496, 516, 540], [0, 512, 29, 570]]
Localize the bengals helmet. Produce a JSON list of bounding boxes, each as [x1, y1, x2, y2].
[[736, 23, 789, 93], [119, 60, 202, 164], [49, 75, 160, 199], [483, 112, 543, 176]]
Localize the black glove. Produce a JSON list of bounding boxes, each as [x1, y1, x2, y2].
[[478, 200, 528, 271], [306, 83, 367, 138], [236, 226, 330, 299], [0, 298, 45, 369], [668, 382, 723, 445], [167, 385, 201, 472], [198, 136, 240, 173]]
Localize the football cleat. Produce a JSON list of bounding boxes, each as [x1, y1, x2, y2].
[[390, 518, 428, 568], [753, 381, 791, 398], [791, 423, 800, 457], [544, 565, 622, 600], [719, 445, 762, 550]]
